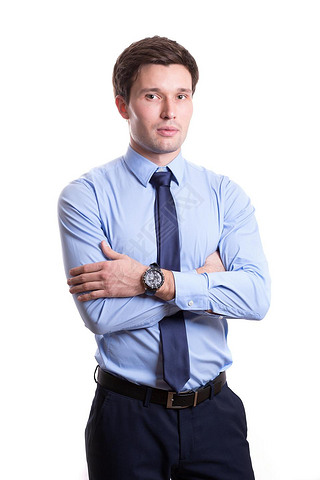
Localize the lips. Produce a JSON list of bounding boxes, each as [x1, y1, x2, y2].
[[157, 126, 179, 137]]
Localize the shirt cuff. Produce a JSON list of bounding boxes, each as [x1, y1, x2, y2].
[[173, 271, 208, 311]]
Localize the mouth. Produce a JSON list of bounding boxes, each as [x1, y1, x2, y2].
[[157, 126, 179, 137]]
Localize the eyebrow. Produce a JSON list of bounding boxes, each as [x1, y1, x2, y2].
[[138, 87, 193, 95]]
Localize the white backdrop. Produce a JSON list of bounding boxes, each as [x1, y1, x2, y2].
[[1, 1, 319, 479]]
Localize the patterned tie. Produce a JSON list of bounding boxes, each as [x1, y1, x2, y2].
[[150, 170, 190, 392]]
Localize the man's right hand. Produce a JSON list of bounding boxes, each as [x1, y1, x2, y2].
[[196, 250, 226, 314], [196, 250, 226, 275]]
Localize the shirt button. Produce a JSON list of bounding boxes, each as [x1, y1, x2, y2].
[[188, 300, 194, 307]]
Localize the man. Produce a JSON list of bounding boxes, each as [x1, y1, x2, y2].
[[58, 36, 270, 479]]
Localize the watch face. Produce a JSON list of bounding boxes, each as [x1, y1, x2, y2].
[[145, 268, 164, 289]]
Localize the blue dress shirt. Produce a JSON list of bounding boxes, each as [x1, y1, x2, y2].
[[58, 146, 271, 391]]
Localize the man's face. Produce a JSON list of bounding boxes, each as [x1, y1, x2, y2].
[[117, 63, 193, 164]]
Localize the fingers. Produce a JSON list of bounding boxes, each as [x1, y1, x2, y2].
[[205, 250, 221, 261], [69, 281, 102, 295], [68, 242, 120, 278], [69, 262, 104, 277], [67, 271, 101, 286], [76, 290, 106, 302], [197, 249, 226, 274], [66, 244, 140, 302], [100, 241, 122, 260]]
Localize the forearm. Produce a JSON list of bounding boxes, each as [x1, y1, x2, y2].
[[173, 263, 271, 320], [62, 240, 176, 334], [58, 182, 176, 335], [76, 267, 175, 334], [74, 294, 172, 335], [174, 177, 271, 320], [206, 269, 271, 319]]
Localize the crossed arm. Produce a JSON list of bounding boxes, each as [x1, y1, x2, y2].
[[67, 240, 226, 303], [59, 177, 270, 334]]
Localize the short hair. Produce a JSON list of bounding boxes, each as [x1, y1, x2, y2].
[[112, 36, 199, 103]]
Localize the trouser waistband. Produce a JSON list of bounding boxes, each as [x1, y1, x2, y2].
[[95, 367, 226, 409]]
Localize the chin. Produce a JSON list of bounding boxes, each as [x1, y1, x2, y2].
[[151, 140, 183, 155]]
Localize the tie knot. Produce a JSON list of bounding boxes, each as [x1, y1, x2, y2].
[[150, 170, 172, 189]]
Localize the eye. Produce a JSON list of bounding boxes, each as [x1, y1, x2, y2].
[[145, 94, 158, 100], [177, 94, 188, 100]]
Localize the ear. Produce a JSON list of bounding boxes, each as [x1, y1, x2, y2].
[[115, 95, 130, 120]]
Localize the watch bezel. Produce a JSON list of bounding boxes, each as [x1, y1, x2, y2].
[[142, 263, 164, 294]]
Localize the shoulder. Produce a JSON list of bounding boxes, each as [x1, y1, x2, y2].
[[183, 157, 229, 192], [59, 156, 124, 197], [183, 157, 251, 209], [58, 156, 125, 212], [79, 156, 125, 188]]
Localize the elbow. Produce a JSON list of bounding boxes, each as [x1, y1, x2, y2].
[[253, 297, 270, 320], [76, 298, 112, 335], [251, 276, 271, 320], [83, 317, 108, 335], [79, 311, 106, 335]]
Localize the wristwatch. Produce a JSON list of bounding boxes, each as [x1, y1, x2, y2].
[[142, 263, 164, 296]]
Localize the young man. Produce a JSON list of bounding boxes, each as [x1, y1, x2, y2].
[[58, 36, 270, 479]]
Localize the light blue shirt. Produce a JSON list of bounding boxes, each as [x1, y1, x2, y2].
[[58, 146, 270, 391]]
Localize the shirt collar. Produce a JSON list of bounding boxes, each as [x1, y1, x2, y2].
[[123, 145, 185, 188]]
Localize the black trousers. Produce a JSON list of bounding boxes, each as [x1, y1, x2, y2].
[[85, 382, 255, 480]]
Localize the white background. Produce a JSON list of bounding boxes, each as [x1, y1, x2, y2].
[[1, 1, 319, 479]]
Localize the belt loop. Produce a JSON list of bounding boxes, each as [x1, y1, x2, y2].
[[143, 387, 152, 408], [209, 380, 215, 400]]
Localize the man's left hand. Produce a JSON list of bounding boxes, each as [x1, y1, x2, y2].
[[68, 241, 146, 302]]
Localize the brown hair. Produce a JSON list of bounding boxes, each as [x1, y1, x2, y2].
[[112, 36, 199, 103]]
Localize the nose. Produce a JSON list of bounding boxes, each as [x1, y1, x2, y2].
[[160, 99, 176, 120]]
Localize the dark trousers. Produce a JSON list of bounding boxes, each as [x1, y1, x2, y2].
[[85, 382, 255, 480]]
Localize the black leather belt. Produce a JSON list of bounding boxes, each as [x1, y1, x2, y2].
[[96, 367, 226, 409]]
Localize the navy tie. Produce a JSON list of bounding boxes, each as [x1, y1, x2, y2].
[[150, 170, 190, 392]]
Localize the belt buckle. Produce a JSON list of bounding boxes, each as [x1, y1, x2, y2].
[[166, 391, 198, 409]]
